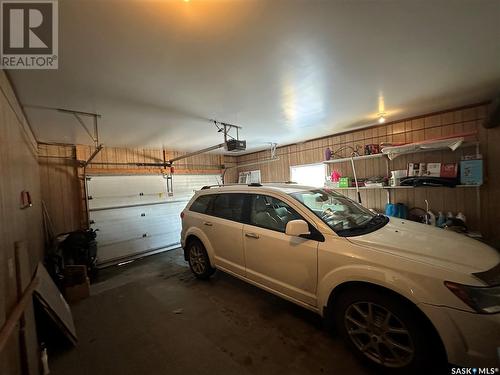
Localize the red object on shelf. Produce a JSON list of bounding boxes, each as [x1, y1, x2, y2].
[[440, 163, 458, 178], [331, 170, 341, 182]]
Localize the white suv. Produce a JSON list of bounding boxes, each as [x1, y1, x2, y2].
[[180, 183, 500, 373]]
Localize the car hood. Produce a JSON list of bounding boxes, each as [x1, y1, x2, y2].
[[347, 218, 500, 275]]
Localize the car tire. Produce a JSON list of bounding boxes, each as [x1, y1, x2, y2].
[[333, 286, 445, 374], [187, 239, 215, 279]]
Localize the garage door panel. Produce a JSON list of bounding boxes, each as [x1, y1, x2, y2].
[[95, 225, 181, 248], [92, 213, 183, 245], [88, 175, 170, 209], [88, 174, 219, 265], [90, 202, 186, 230], [89, 194, 169, 210], [97, 233, 180, 265], [90, 202, 187, 243], [88, 175, 168, 199]]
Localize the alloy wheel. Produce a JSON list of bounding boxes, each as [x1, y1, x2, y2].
[[189, 244, 206, 274], [344, 301, 415, 368]]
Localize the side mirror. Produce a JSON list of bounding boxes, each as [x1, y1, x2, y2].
[[285, 220, 310, 237]]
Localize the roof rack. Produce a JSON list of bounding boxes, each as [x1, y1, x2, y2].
[[200, 183, 263, 190]]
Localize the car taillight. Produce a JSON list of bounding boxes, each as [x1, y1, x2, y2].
[[180, 211, 184, 219]]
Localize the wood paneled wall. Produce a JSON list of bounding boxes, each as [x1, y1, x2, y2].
[[0, 71, 43, 374], [235, 103, 500, 241], [76, 145, 226, 174], [479, 121, 500, 246], [38, 144, 81, 234]]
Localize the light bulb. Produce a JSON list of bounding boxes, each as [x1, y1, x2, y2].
[[378, 116, 386, 124]]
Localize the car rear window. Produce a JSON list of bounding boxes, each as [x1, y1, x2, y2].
[[189, 195, 214, 214]]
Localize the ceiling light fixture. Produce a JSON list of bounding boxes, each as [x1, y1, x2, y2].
[[378, 112, 386, 124]]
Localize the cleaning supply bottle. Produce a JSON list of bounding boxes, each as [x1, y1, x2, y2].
[[325, 148, 332, 161], [427, 210, 436, 226], [41, 343, 50, 375], [436, 211, 446, 227], [456, 212, 466, 223]]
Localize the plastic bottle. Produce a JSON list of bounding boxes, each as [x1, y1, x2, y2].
[[325, 148, 332, 161], [436, 212, 446, 227], [41, 343, 50, 375], [456, 212, 466, 223], [427, 211, 436, 226]]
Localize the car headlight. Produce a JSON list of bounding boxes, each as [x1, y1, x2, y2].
[[444, 281, 500, 314]]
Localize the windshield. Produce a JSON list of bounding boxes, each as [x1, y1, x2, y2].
[[290, 188, 388, 237]]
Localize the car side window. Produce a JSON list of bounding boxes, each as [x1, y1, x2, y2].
[[211, 193, 247, 222], [249, 194, 302, 232], [189, 194, 214, 214]]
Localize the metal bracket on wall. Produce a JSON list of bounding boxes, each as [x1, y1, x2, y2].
[[166, 174, 174, 196], [83, 144, 104, 167], [23, 104, 103, 167], [67, 110, 99, 147], [23, 105, 102, 146], [23, 104, 105, 167]]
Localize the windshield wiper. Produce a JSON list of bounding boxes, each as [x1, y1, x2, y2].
[[337, 214, 389, 237], [368, 214, 387, 225]]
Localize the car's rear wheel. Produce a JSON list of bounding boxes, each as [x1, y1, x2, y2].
[[187, 239, 215, 279], [333, 287, 445, 374]]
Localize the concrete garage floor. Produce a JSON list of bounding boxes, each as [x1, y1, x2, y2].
[[50, 249, 369, 375]]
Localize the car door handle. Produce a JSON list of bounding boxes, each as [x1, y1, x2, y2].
[[203, 222, 213, 226], [245, 233, 259, 239]]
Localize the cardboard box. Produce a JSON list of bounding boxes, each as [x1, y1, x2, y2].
[[426, 163, 441, 177], [409, 162, 458, 178], [408, 163, 428, 176], [407, 163, 420, 177], [63, 265, 90, 303], [418, 163, 427, 176], [440, 163, 458, 178], [63, 265, 87, 286], [460, 160, 483, 185], [64, 277, 90, 303]]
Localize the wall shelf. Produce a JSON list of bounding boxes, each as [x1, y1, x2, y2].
[[382, 141, 479, 160], [324, 137, 482, 233], [383, 185, 479, 189], [323, 153, 385, 164], [331, 185, 480, 191], [323, 141, 479, 165]]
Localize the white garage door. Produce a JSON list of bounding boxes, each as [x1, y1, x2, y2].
[[87, 174, 220, 266]]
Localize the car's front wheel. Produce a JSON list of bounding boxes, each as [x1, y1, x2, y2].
[[333, 286, 445, 374], [187, 239, 215, 279]]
